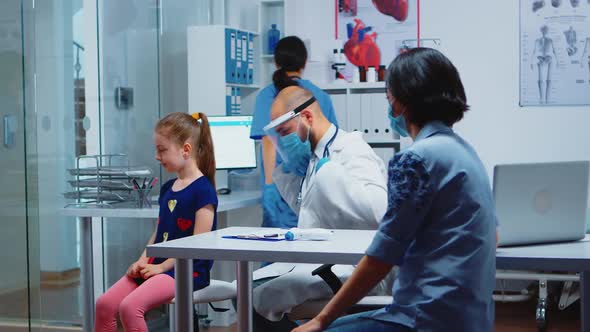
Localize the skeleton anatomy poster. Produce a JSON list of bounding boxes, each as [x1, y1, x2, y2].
[[336, 0, 419, 81], [520, 0, 590, 106]]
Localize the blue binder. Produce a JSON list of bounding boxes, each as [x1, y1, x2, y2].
[[228, 29, 237, 83], [235, 87, 241, 115], [224, 28, 232, 83], [235, 30, 244, 84], [247, 33, 254, 84], [226, 86, 232, 115]]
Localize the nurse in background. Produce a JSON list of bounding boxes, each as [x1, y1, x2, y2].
[[250, 36, 338, 229]]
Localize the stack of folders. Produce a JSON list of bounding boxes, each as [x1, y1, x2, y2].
[[224, 27, 255, 116], [224, 28, 255, 85], [226, 86, 241, 116]]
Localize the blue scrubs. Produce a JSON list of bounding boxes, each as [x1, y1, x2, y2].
[[352, 121, 496, 332], [250, 79, 338, 229]]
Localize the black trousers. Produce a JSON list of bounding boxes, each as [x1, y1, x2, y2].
[[232, 277, 299, 332]]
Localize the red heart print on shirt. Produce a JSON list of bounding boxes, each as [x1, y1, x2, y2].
[[177, 218, 193, 232], [372, 0, 409, 22]]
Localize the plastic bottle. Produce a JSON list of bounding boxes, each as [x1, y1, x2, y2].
[[332, 49, 339, 63], [268, 24, 280, 54], [366, 66, 376, 83], [284, 228, 333, 241], [339, 49, 346, 64]]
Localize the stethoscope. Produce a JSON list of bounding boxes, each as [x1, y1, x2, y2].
[[296, 127, 339, 205]]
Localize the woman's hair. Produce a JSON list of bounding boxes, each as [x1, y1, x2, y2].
[[386, 47, 469, 127], [155, 112, 216, 188], [272, 36, 308, 92]]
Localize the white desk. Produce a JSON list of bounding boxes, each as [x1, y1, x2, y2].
[[148, 227, 590, 332], [497, 236, 590, 331], [147, 227, 374, 332], [60, 191, 260, 332]]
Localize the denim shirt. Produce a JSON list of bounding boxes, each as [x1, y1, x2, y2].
[[366, 121, 496, 332]]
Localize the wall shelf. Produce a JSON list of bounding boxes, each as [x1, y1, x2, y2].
[[227, 83, 261, 89], [318, 82, 386, 91], [261, 0, 284, 5]]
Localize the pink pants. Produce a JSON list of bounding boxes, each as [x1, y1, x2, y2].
[[94, 274, 175, 332]]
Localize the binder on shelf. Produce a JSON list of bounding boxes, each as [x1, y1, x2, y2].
[[235, 30, 244, 84], [226, 86, 232, 115], [239, 31, 249, 84], [235, 87, 241, 115], [247, 32, 255, 84], [229, 87, 236, 116], [227, 28, 237, 83]]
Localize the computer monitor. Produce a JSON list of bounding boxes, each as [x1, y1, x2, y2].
[[208, 115, 257, 170]]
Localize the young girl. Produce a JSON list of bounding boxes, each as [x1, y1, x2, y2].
[[94, 112, 218, 332]]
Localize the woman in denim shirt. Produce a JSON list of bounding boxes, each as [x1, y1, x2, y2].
[[294, 48, 497, 332]]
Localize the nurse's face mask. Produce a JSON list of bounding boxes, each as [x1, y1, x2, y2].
[[263, 96, 316, 176]]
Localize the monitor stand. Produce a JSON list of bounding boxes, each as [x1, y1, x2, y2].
[[215, 170, 231, 195]]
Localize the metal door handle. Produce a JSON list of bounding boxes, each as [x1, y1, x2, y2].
[[3, 114, 17, 148]]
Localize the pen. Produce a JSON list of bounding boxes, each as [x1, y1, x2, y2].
[[131, 178, 140, 190]]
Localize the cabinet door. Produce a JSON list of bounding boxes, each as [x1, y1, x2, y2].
[[331, 92, 348, 131], [369, 93, 394, 142], [360, 94, 374, 142], [347, 93, 362, 135]]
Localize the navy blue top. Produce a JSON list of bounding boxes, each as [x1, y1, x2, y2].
[[366, 121, 496, 332], [150, 176, 218, 290]]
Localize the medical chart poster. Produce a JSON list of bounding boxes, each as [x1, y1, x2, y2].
[[336, 0, 419, 80], [520, 0, 590, 106]]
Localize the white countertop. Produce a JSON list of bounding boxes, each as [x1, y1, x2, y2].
[[147, 227, 374, 265], [147, 227, 590, 270], [496, 234, 590, 271], [60, 190, 261, 218]]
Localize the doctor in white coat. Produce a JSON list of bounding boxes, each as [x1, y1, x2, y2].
[[250, 86, 389, 331]]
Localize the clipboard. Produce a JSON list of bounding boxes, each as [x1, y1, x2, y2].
[[222, 232, 286, 242]]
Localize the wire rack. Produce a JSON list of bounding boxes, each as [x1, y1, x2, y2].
[[64, 154, 156, 208]]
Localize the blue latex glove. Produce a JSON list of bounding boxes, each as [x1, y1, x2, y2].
[[315, 157, 329, 173], [261, 183, 282, 228], [261, 183, 298, 229]]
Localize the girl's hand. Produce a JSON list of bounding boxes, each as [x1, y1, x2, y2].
[[291, 317, 326, 332], [126, 260, 145, 278], [140, 264, 165, 279]]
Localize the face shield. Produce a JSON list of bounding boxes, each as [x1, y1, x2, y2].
[[263, 96, 316, 176]]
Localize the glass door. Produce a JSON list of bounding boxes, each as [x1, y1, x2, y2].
[[0, 0, 40, 330]]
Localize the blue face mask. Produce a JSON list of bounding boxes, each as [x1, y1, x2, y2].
[[387, 104, 409, 137], [278, 124, 311, 176]]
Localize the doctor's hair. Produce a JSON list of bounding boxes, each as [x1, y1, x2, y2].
[[155, 112, 216, 188], [386, 47, 469, 127], [272, 36, 308, 92], [283, 87, 317, 115]]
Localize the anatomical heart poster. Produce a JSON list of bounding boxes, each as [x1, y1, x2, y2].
[[520, 0, 590, 106], [337, 0, 419, 81]]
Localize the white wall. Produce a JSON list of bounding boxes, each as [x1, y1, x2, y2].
[[420, 1, 590, 185]]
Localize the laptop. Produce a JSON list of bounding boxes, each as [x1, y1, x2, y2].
[[494, 161, 590, 247]]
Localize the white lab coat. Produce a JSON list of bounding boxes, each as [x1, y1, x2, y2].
[[252, 127, 390, 321]]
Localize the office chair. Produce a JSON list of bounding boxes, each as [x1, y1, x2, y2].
[[286, 264, 393, 321], [168, 279, 237, 332]]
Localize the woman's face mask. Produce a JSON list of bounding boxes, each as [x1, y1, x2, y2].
[[387, 104, 409, 137], [277, 118, 312, 176]]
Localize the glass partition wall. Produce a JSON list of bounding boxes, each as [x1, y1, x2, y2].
[[0, 0, 222, 330]]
